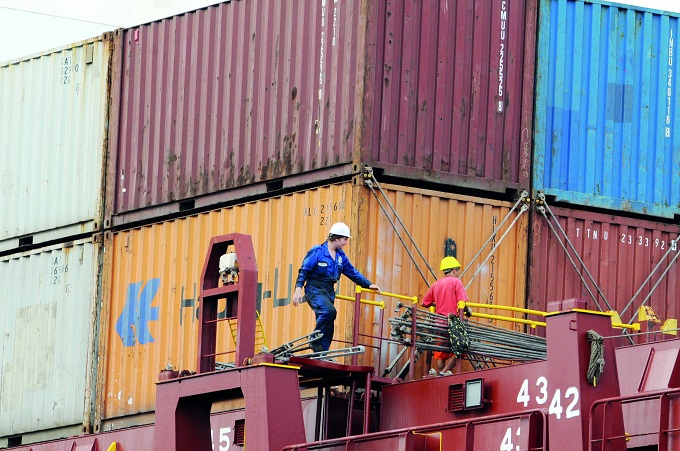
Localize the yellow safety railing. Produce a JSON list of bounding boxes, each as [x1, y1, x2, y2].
[[569, 309, 640, 331], [458, 301, 547, 317], [336, 294, 385, 309], [356, 286, 418, 304], [458, 302, 641, 331]]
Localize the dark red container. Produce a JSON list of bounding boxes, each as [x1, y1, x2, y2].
[[361, 0, 537, 193], [528, 205, 680, 330], [107, 0, 537, 226]]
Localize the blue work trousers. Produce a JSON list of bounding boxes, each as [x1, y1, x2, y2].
[[305, 283, 337, 351]]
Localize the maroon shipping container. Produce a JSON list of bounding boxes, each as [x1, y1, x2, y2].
[[362, 0, 536, 193], [107, 0, 537, 226], [528, 205, 680, 331]]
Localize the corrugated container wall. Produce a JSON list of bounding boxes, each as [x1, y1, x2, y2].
[[0, 36, 112, 252], [107, 0, 539, 227], [534, 0, 680, 218], [96, 182, 528, 421], [106, 0, 364, 226], [528, 204, 680, 337], [97, 183, 361, 422], [354, 185, 529, 374], [362, 0, 537, 192], [0, 239, 101, 438]]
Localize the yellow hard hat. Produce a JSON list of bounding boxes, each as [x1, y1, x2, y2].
[[440, 256, 461, 272]]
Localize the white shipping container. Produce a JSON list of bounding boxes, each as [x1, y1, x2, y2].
[[0, 238, 101, 438], [0, 35, 112, 252]]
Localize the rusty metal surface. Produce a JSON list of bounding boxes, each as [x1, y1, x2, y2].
[[528, 204, 680, 328], [107, 0, 363, 220], [107, 0, 538, 224], [0, 36, 111, 252], [0, 238, 101, 437], [362, 0, 537, 192]]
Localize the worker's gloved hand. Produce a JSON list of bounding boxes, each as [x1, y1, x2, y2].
[[292, 287, 304, 307], [369, 284, 381, 294]]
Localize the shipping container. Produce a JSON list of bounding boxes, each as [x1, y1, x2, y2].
[[355, 184, 530, 376], [362, 0, 537, 192], [534, 0, 680, 218], [105, 0, 364, 226], [0, 36, 112, 252], [527, 203, 680, 334], [0, 238, 102, 440], [96, 181, 528, 422], [106, 0, 538, 226]]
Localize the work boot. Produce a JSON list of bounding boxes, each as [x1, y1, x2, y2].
[[311, 342, 324, 353]]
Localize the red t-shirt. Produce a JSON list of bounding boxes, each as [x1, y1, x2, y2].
[[421, 276, 469, 315]]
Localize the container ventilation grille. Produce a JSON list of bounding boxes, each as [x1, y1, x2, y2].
[[448, 383, 465, 411], [234, 419, 245, 446]]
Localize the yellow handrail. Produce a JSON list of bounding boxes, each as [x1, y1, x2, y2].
[[356, 286, 418, 304], [466, 311, 547, 328], [570, 309, 640, 331], [336, 294, 385, 309], [458, 301, 547, 317], [460, 303, 640, 331]]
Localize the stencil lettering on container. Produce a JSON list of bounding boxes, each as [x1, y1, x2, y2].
[[116, 279, 160, 346], [497, 1, 507, 113]]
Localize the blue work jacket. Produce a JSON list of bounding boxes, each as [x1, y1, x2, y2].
[[295, 243, 372, 289]]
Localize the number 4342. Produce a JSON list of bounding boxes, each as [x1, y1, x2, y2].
[[516, 377, 580, 420]]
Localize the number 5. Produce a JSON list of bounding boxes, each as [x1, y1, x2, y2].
[[219, 427, 231, 451]]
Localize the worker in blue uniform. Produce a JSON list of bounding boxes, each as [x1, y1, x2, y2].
[[293, 222, 381, 352]]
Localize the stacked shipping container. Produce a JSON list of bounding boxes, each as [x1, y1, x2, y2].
[[534, 0, 680, 218], [530, 0, 680, 338], [105, 0, 538, 226], [2, 0, 680, 446], [0, 36, 112, 253], [0, 239, 102, 441], [0, 36, 112, 447]]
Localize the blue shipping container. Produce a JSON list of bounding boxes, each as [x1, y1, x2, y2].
[[534, 0, 680, 218]]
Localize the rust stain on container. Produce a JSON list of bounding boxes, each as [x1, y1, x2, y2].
[[107, 0, 538, 224], [107, 0, 363, 220]]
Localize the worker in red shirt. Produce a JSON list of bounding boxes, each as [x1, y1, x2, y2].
[[421, 256, 469, 376]]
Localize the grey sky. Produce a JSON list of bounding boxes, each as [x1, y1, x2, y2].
[[1, 0, 680, 64]]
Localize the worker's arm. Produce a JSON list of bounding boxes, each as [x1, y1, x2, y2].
[[421, 286, 435, 308], [340, 255, 380, 292]]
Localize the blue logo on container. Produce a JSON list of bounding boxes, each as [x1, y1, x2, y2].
[[116, 279, 161, 346]]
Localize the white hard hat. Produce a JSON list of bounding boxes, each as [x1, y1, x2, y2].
[[329, 222, 352, 238]]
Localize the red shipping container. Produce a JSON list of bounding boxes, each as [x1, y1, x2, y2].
[[362, 0, 536, 192], [528, 205, 680, 331], [106, 0, 537, 226]]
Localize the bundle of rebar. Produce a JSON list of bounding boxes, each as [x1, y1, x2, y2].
[[389, 303, 547, 363]]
